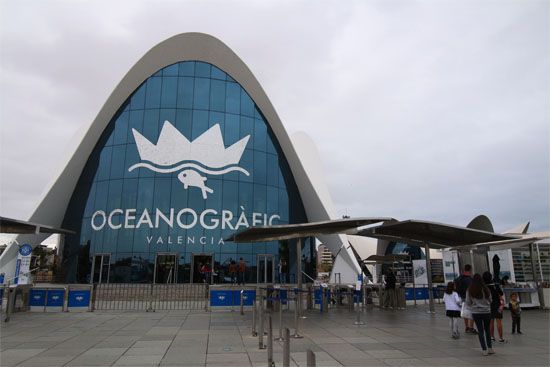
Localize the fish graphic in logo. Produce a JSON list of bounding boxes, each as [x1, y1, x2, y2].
[[128, 121, 250, 199]]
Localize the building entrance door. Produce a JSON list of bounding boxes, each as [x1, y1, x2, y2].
[[154, 253, 177, 284], [191, 254, 213, 284], [91, 253, 111, 284], [257, 254, 275, 284]]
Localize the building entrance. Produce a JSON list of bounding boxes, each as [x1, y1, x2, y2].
[[91, 253, 111, 284], [191, 254, 213, 284], [257, 254, 275, 283], [154, 253, 177, 284]]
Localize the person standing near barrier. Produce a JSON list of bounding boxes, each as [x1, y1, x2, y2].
[[384, 269, 397, 309], [456, 264, 477, 334], [509, 292, 522, 334], [238, 258, 246, 285], [466, 274, 495, 356], [278, 259, 287, 284], [483, 271, 506, 343], [444, 281, 462, 339]]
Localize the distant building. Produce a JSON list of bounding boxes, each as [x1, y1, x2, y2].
[[317, 244, 333, 272]]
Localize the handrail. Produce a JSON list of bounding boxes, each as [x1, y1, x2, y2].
[[301, 271, 315, 283]]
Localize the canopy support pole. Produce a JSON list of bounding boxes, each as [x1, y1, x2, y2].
[[424, 242, 435, 314]]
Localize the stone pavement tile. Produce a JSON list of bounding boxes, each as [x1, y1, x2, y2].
[[160, 350, 205, 365], [65, 347, 128, 366], [16, 355, 75, 367], [366, 349, 412, 359], [133, 340, 173, 348], [0, 348, 45, 367], [342, 336, 379, 344], [146, 326, 179, 336], [39, 348, 89, 357], [383, 358, 426, 367], [114, 355, 164, 366], [206, 352, 251, 366], [464, 355, 550, 366], [207, 344, 246, 353], [385, 341, 432, 350], [0, 341, 22, 351], [421, 357, 475, 366], [123, 346, 170, 355], [405, 348, 453, 358]]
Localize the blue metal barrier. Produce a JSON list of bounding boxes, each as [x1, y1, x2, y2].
[[68, 289, 91, 311]]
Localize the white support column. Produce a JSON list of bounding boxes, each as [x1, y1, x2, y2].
[[424, 243, 435, 314]]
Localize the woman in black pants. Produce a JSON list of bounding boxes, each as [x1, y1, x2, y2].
[[465, 274, 494, 356]]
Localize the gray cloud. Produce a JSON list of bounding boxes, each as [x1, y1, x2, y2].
[[0, 0, 548, 235]]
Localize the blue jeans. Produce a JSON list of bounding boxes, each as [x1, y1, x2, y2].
[[473, 313, 492, 350]]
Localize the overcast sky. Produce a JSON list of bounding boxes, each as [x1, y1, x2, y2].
[[0, 0, 548, 244]]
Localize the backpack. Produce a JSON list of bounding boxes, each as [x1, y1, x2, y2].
[[455, 275, 471, 298]]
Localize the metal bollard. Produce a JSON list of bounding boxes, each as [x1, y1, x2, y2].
[[292, 289, 303, 338], [267, 313, 274, 366], [252, 297, 258, 337], [259, 310, 265, 349], [354, 291, 364, 325], [275, 290, 284, 341], [240, 289, 244, 316], [306, 349, 316, 367], [283, 328, 290, 367]]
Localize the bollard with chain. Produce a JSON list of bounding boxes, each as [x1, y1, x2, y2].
[[292, 288, 303, 338], [275, 289, 284, 341], [267, 313, 274, 366], [283, 327, 290, 367]]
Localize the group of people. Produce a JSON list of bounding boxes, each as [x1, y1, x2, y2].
[[227, 258, 247, 285], [444, 264, 523, 356]]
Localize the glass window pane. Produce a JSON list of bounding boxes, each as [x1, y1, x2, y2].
[[193, 78, 210, 110], [145, 77, 162, 109], [113, 111, 129, 145], [130, 83, 146, 110], [211, 66, 226, 80], [177, 77, 194, 109], [109, 145, 126, 180], [240, 90, 254, 117], [210, 79, 225, 112], [195, 62, 211, 77], [179, 61, 195, 76], [160, 77, 178, 108], [254, 119, 267, 152], [225, 82, 240, 114], [163, 64, 178, 76]]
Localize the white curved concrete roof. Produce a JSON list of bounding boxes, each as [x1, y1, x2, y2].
[[0, 33, 345, 279]]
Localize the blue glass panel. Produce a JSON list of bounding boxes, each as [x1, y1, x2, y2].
[[113, 111, 129, 145], [96, 146, 112, 181], [253, 151, 267, 185], [154, 178, 172, 212], [195, 62, 211, 77], [266, 154, 278, 186], [159, 109, 176, 130], [145, 77, 162, 109], [124, 144, 140, 179], [209, 111, 224, 130], [177, 77, 194, 109], [222, 180, 238, 215], [107, 180, 123, 211], [162, 64, 178, 76], [121, 178, 138, 209], [238, 182, 253, 213], [210, 79, 225, 112], [127, 110, 144, 142], [224, 113, 240, 145], [240, 116, 254, 141], [191, 110, 208, 140], [253, 184, 266, 214], [239, 149, 253, 183], [170, 177, 188, 208], [240, 90, 254, 117], [226, 82, 240, 114], [160, 76, 178, 108], [254, 119, 267, 152], [266, 186, 278, 214], [109, 145, 126, 180], [210, 65, 225, 79], [278, 189, 289, 221], [83, 183, 97, 218], [130, 83, 146, 110], [175, 109, 193, 143], [193, 78, 210, 110], [136, 178, 154, 213], [205, 178, 222, 212], [94, 181, 109, 212], [178, 61, 195, 76]]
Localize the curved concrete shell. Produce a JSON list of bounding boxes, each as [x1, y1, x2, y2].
[[0, 33, 354, 281]]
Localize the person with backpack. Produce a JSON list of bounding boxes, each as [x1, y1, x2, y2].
[[455, 264, 477, 334]]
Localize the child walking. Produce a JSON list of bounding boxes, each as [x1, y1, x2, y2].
[[509, 292, 522, 334], [444, 281, 462, 339]]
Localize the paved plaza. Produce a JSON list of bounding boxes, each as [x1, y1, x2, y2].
[[0, 304, 548, 367]]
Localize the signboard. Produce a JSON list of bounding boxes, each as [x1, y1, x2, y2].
[[412, 259, 428, 285], [14, 244, 32, 285], [442, 250, 460, 283]]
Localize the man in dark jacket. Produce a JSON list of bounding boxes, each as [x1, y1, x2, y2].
[[455, 264, 477, 334], [384, 269, 397, 309]]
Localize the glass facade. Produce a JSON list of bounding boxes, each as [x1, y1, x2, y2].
[[60, 61, 312, 284]]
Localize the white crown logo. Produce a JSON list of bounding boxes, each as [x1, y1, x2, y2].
[[128, 121, 250, 198]]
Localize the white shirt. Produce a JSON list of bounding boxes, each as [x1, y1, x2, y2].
[[444, 291, 462, 311]]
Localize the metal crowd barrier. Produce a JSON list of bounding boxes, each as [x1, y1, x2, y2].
[[92, 283, 208, 311]]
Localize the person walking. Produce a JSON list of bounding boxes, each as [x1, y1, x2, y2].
[[238, 257, 246, 285], [455, 264, 477, 334], [278, 258, 287, 284], [509, 292, 522, 334], [483, 271, 506, 343], [443, 281, 462, 339], [466, 274, 494, 356]]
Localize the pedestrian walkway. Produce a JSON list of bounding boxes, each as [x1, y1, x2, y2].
[[0, 304, 548, 366]]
